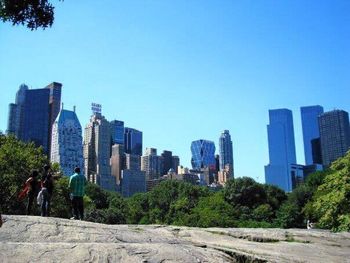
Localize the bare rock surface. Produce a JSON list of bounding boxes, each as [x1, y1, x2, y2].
[[0, 215, 350, 262]]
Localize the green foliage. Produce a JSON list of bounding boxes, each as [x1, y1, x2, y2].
[[0, 135, 47, 214], [305, 153, 350, 231], [50, 176, 71, 218], [0, 0, 62, 30], [224, 177, 267, 209], [85, 183, 110, 209], [186, 192, 237, 228]]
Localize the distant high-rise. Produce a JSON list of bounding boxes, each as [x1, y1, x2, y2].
[[51, 107, 84, 176], [219, 130, 234, 178], [110, 120, 125, 145], [141, 148, 162, 180], [319, 110, 350, 166], [300, 105, 324, 165], [265, 109, 297, 192], [110, 144, 125, 186], [7, 83, 62, 155], [191, 140, 216, 170], [161, 150, 173, 175], [21, 88, 51, 153], [124, 127, 142, 155], [121, 153, 146, 197], [172, 155, 180, 174], [45, 82, 62, 156], [84, 111, 115, 191]]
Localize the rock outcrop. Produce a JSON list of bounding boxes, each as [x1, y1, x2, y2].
[[0, 215, 349, 262]]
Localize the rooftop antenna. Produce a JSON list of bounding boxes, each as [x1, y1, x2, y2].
[[61, 102, 64, 110], [73, 105, 76, 112]]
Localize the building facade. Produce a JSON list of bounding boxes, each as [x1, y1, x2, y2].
[[51, 107, 84, 176], [300, 105, 324, 165], [191, 139, 216, 170], [124, 127, 142, 155], [141, 148, 163, 180], [7, 83, 62, 156], [319, 110, 350, 166], [219, 130, 234, 178], [84, 112, 115, 191], [110, 120, 124, 145], [46, 82, 62, 156], [265, 109, 297, 192]]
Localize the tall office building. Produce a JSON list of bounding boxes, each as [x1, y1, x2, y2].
[[300, 105, 324, 165], [21, 88, 51, 153], [265, 109, 297, 192], [110, 120, 124, 145], [124, 127, 142, 155], [45, 82, 62, 156], [110, 144, 125, 186], [7, 84, 28, 137], [161, 150, 173, 175], [319, 110, 350, 166], [141, 148, 163, 180], [51, 107, 84, 176], [121, 153, 146, 197], [172, 155, 180, 174], [7, 83, 62, 155], [219, 130, 234, 178], [191, 140, 216, 170], [84, 111, 115, 191]]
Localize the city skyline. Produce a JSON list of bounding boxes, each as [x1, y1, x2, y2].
[[1, 1, 350, 183]]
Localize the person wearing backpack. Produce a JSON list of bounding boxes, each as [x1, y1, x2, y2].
[[41, 164, 54, 216], [26, 170, 39, 215]]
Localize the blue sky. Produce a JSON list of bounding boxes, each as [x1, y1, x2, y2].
[[1, 0, 349, 182]]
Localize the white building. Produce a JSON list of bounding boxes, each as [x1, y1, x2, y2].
[[51, 107, 84, 176]]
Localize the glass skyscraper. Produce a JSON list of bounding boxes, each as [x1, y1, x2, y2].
[[318, 110, 350, 166], [7, 83, 62, 155], [265, 109, 296, 192], [300, 105, 324, 165], [191, 139, 216, 170], [110, 120, 125, 145], [124, 127, 142, 156], [219, 130, 234, 176], [21, 88, 51, 154]]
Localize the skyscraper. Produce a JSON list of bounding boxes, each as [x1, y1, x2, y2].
[[7, 83, 62, 155], [84, 111, 115, 191], [110, 144, 125, 186], [124, 127, 142, 155], [265, 109, 297, 192], [21, 88, 50, 153], [141, 148, 163, 180], [51, 107, 84, 176], [318, 110, 350, 166], [219, 130, 234, 177], [191, 139, 216, 170], [300, 105, 324, 165], [161, 150, 173, 175], [45, 82, 62, 156], [110, 120, 125, 145]]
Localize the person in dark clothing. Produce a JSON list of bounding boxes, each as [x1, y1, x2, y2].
[[41, 164, 54, 216], [26, 170, 39, 215]]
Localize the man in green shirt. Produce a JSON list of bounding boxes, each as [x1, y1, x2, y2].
[[69, 167, 86, 220]]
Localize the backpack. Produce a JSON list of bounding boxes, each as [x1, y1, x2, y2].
[[37, 190, 43, 206]]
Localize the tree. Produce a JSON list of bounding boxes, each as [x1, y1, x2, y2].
[[305, 152, 350, 231], [0, 135, 47, 214], [0, 0, 62, 30], [224, 177, 267, 209]]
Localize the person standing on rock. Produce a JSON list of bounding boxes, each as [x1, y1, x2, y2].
[[41, 164, 54, 216], [26, 170, 40, 215], [69, 167, 86, 220]]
